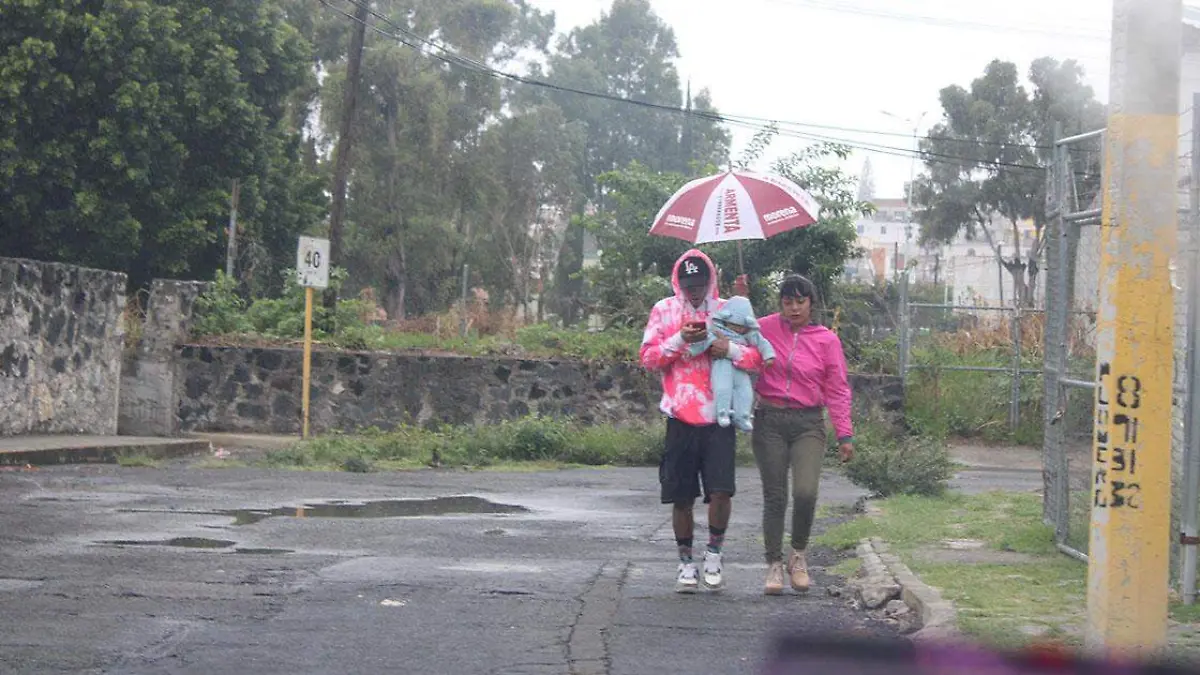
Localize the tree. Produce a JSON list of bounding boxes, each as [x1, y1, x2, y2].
[[913, 58, 1105, 307], [532, 0, 731, 323], [583, 127, 867, 327], [0, 0, 325, 288], [319, 0, 568, 319]]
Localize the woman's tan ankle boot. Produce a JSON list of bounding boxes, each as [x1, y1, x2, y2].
[[764, 562, 785, 595], [788, 549, 810, 592]]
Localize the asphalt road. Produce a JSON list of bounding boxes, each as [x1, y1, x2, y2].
[[0, 462, 1038, 674]]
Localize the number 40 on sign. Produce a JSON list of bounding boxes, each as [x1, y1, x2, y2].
[[297, 236, 330, 289]]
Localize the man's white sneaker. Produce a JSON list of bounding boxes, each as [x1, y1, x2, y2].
[[676, 562, 699, 593], [702, 550, 723, 590]]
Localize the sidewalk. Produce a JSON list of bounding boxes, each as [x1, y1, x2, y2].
[[0, 435, 210, 466], [950, 442, 1043, 474]]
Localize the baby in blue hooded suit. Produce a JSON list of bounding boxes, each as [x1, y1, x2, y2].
[[688, 295, 776, 431]]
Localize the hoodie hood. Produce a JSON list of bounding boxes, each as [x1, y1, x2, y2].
[[713, 296, 759, 329], [670, 248, 719, 303]]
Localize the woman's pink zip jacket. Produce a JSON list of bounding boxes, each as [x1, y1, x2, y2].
[[753, 314, 855, 443], [639, 249, 764, 427]]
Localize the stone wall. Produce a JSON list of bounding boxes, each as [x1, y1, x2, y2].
[[119, 279, 210, 436], [174, 345, 903, 435], [0, 258, 127, 436]]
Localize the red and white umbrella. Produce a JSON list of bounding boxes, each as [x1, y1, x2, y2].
[[649, 170, 821, 245]]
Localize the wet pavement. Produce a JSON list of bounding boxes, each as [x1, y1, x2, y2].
[[0, 463, 1037, 674]]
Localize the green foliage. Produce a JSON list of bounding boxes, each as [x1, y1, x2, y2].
[[533, 0, 732, 322], [266, 415, 665, 470], [915, 57, 1105, 306], [192, 272, 253, 336], [191, 274, 643, 360], [0, 0, 326, 287], [580, 136, 868, 328], [193, 266, 369, 341], [843, 415, 956, 497]]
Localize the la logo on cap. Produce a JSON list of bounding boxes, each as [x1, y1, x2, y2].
[[684, 261, 700, 275]]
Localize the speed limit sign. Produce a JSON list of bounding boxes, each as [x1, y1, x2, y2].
[[296, 236, 330, 289]]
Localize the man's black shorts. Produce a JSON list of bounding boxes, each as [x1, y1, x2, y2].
[[659, 417, 737, 505]]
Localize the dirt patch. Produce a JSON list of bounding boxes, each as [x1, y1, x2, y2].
[[911, 547, 1040, 565]]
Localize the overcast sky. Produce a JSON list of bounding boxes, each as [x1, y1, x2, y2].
[[526, 0, 1115, 199]]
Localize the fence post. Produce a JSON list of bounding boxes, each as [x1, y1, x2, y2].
[[898, 272, 910, 380], [1181, 91, 1200, 605], [1010, 306, 1022, 431], [1045, 122, 1079, 548]]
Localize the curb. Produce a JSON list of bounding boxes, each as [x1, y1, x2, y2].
[[869, 538, 959, 641], [0, 439, 211, 466]]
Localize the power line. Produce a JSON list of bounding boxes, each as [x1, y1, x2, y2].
[[332, 0, 1059, 153], [756, 0, 1110, 43], [321, 0, 1048, 172]]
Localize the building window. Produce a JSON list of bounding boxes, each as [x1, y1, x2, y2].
[[880, 225, 887, 235], [857, 224, 865, 235], [967, 248, 976, 257]]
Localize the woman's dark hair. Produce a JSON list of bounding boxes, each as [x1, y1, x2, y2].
[[779, 274, 815, 301]]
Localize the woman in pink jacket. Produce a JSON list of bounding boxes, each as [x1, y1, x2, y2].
[[752, 274, 855, 596]]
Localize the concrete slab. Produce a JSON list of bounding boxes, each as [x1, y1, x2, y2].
[[0, 435, 210, 466], [185, 433, 298, 452]]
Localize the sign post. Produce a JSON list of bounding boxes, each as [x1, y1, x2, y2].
[[296, 236, 331, 440], [1086, 0, 1180, 655]]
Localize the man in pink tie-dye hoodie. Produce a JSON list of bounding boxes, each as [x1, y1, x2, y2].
[[640, 248, 764, 593]]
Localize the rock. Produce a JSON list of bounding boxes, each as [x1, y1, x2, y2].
[[826, 586, 844, 598], [884, 599, 910, 617], [860, 582, 901, 609]]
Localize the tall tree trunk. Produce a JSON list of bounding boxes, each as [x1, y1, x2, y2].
[[384, 251, 406, 321], [324, 0, 369, 313]]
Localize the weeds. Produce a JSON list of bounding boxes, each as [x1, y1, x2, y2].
[[255, 415, 768, 472], [842, 412, 955, 497]]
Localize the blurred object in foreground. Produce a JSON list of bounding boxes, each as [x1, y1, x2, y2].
[[764, 633, 1196, 674]]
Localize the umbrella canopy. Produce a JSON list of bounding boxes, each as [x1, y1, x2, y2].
[[648, 170, 821, 245]]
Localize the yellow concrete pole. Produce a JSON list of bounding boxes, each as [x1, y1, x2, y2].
[[1086, 0, 1182, 655], [302, 286, 314, 440]]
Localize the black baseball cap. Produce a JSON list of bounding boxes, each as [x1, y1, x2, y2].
[[678, 256, 710, 288]]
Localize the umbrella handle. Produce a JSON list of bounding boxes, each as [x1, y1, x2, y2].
[[737, 240, 745, 275]]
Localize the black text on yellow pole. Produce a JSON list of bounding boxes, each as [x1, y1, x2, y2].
[[1087, 0, 1181, 655]]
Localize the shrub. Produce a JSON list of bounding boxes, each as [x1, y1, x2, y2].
[[192, 271, 253, 336], [844, 417, 955, 497], [264, 416, 665, 471]]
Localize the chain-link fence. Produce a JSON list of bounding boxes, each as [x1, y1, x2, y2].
[[1043, 119, 1198, 566], [1042, 126, 1106, 561], [898, 289, 1044, 441]]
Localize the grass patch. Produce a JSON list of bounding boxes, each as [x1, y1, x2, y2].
[[816, 491, 1088, 648], [116, 454, 162, 468], [816, 491, 1056, 556], [827, 557, 862, 578], [1172, 602, 1200, 624], [253, 416, 747, 472], [919, 561, 1085, 648]]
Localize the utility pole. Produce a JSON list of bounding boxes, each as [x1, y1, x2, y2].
[[324, 0, 370, 311], [1086, 0, 1181, 655], [225, 179, 239, 279]]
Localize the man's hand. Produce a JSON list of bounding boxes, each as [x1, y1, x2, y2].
[[681, 323, 708, 344], [838, 442, 854, 464], [709, 336, 731, 358]]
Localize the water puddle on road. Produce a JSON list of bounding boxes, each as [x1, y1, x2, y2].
[[217, 496, 528, 526], [93, 537, 294, 555], [97, 537, 236, 549]]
